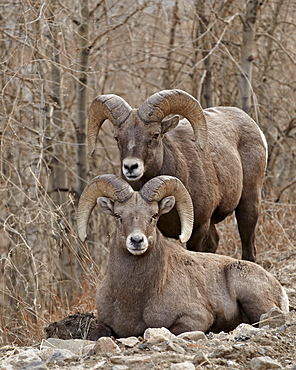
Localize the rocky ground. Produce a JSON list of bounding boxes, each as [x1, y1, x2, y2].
[[0, 255, 295, 370], [0, 311, 295, 370]]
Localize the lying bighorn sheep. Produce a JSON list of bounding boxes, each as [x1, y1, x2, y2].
[[87, 89, 267, 261], [77, 175, 288, 340]]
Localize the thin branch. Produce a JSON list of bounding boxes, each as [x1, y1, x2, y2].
[[257, 32, 296, 64], [275, 177, 296, 202]]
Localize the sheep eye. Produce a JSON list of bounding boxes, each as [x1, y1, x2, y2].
[[114, 213, 121, 221], [114, 136, 119, 143], [151, 213, 158, 222], [148, 133, 160, 145]]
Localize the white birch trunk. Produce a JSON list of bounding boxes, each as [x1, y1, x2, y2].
[[240, 0, 260, 113]]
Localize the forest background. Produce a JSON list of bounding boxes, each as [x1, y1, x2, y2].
[[0, 0, 295, 345]]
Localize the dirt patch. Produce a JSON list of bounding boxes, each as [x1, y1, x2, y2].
[[44, 313, 97, 340]]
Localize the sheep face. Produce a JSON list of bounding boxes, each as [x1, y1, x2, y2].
[[97, 192, 176, 255], [113, 111, 179, 182]]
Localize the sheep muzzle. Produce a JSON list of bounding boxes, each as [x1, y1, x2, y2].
[[126, 232, 149, 255], [122, 158, 144, 181]]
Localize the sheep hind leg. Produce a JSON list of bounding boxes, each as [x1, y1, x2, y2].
[[202, 223, 219, 253], [187, 223, 219, 253], [235, 199, 260, 262], [237, 296, 283, 327], [89, 322, 114, 340]]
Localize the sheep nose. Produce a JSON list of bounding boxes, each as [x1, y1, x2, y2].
[[127, 232, 148, 255], [122, 158, 144, 181], [124, 162, 139, 173], [130, 235, 144, 248]]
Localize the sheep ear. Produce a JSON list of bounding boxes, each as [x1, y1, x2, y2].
[[159, 196, 175, 216], [161, 115, 180, 134], [97, 197, 114, 215]]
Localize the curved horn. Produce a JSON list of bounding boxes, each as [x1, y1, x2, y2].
[[77, 174, 134, 241], [139, 176, 194, 243], [88, 95, 132, 155], [138, 89, 208, 149]]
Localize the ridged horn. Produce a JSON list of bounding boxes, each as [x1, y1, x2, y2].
[[87, 95, 132, 155], [139, 176, 194, 243], [138, 89, 208, 149], [77, 174, 134, 241]]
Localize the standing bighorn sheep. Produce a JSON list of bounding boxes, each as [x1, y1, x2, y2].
[[87, 89, 267, 261], [77, 175, 289, 340]]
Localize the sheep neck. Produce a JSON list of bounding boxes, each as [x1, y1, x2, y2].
[[108, 230, 169, 296]]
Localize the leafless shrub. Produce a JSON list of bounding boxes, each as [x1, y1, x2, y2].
[[0, 0, 295, 345]]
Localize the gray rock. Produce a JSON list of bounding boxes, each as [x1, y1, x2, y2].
[[143, 327, 175, 341], [82, 343, 97, 356], [111, 366, 129, 370], [111, 355, 152, 365], [117, 336, 139, 347], [166, 341, 185, 354], [37, 348, 55, 362], [46, 348, 78, 364], [192, 350, 210, 365], [226, 359, 239, 367], [146, 333, 168, 345], [259, 307, 287, 329], [23, 361, 48, 370], [0, 349, 46, 370], [249, 356, 282, 369], [84, 361, 106, 369], [177, 331, 207, 342], [40, 338, 94, 355], [170, 337, 190, 348], [170, 361, 195, 370], [210, 344, 232, 358], [93, 337, 121, 354], [230, 323, 262, 341]]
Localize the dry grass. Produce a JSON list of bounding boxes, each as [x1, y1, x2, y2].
[[218, 198, 295, 262], [0, 0, 295, 349]]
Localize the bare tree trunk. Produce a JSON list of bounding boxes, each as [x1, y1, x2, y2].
[[192, 0, 214, 107], [261, 0, 284, 79], [240, 0, 260, 113], [48, 4, 76, 301], [76, 0, 90, 197], [48, 14, 67, 204], [163, 0, 179, 89]]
